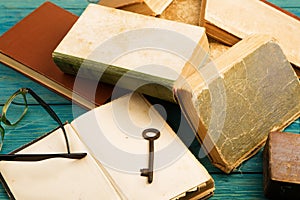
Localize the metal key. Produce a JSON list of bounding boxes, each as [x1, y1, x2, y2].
[[140, 128, 160, 183]]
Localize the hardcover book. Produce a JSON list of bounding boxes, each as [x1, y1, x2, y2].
[[159, 0, 203, 26], [53, 3, 209, 103], [102, 0, 231, 78], [0, 2, 112, 109], [0, 93, 215, 199], [263, 132, 300, 199], [200, 0, 300, 68], [174, 34, 300, 173]]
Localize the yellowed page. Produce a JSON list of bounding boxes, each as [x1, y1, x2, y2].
[[0, 124, 123, 200]]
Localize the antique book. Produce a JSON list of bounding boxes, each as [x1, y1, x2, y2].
[[0, 2, 112, 109], [174, 34, 300, 173], [103, 0, 229, 64], [159, 0, 202, 26], [53, 3, 209, 103], [0, 93, 215, 199], [263, 132, 300, 199], [98, 0, 173, 16], [157, 0, 230, 61], [200, 0, 300, 68]]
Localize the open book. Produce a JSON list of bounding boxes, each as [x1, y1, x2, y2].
[[0, 93, 214, 199]]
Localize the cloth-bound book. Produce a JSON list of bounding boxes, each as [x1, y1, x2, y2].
[[0, 2, 112, 109], [174, 34, 300, 173], [0, 93, 214, 199], [200, 0, 300, 68], [53, 3, 209, 103]]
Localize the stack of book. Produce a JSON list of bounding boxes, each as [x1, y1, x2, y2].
[[0, 0, 299, 199]]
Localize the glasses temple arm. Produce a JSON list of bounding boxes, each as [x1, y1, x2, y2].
[[25, 88, 71, 154]]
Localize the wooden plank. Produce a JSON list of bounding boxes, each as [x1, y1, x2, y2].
[[268, 0, 300, 8], [0, 0, 298, 199], [0, 0, 88, 35], [0, 0, 89, 9], [0, 64, 72, 104], [210, 174, 265, 199]]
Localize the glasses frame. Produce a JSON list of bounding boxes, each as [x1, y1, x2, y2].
[[0, 88, 86, 161], [0, 90, 28, 145]]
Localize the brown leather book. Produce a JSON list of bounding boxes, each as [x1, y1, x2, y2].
[[0, 2, 112, 109], [263, 132, 300, 199]]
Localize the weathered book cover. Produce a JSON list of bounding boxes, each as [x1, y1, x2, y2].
[[0, 2, 113, 109], [200, 0, 300, 68], [159, 0, 202, 26], [53, 3, 209, 102], [263, 132, 300, 199], [174, 34, 300, 173], [99, 0, 173, 16], [157, 0, 231, 62]]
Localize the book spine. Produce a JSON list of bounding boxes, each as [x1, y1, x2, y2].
[[52, 52, 176, 102]]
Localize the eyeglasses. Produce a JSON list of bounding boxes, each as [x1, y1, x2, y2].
[[0, 88, 86, 161]]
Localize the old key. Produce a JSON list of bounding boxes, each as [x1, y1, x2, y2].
[[140, 128, 160, 183]]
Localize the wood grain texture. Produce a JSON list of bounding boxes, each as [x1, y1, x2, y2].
[[0, 0, 299, 200]]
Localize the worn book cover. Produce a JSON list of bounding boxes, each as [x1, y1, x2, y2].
[[53, 3, 209, 103], [263, 132, 300, 199], [0, 2, 112, 109], [0, 93, 215, 199], [200, 0, 300, 68], [175, 34, 300, 173], [99, 0, 173, 16], [103, 0, 231, 70]]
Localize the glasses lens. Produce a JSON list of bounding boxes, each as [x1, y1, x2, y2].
[[5, 93, 27, 125]]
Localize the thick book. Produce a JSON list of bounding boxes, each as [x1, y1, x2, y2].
[[263, 132, 300, 199], [200, 0, 300, 68], [0, 93, 214, 199], [99, 0, 173, 16], [174, 34, 300, 173], [53, 3, 209, 103], [112, 0, 231, 69], [101, 0, 227, 60], [0, 2, 112, 109]]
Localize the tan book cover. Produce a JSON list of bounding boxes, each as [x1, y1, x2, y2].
[[98, 0, 173, 16], [174, 34, 300, 173], [200, 0, 300, 68], [53, 3, 209, 102]]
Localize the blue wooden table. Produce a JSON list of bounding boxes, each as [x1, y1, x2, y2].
[[0, 0, 299, 199]]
